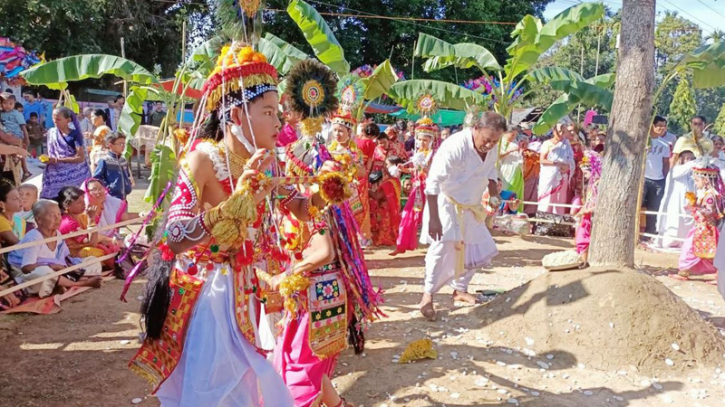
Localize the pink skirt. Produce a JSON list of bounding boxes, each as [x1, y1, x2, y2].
[[678, 225, 717, 274], [575, 214, 591, 254], [396, 183, 425, 251], [273, 270, 347, 407]]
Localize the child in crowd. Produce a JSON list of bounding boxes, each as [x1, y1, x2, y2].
[[92, 132, 134, 201], [673, 157, 725, 282], [17, 183, 38, 226], [26, 112, 45, 156], [369, 156, 404, 246], [0, 93, 31, 181], [573, 151, 602, 266]]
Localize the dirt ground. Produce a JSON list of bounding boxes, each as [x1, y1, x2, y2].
[[2, 181, 725, 407], [2, 228, 725, 406]]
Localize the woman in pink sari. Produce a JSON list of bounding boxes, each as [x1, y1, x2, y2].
[[573, 151, 602, 266], [390, 117, 437, 256]]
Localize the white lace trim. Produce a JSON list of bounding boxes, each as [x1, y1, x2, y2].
[[195, 141, 230, 184]]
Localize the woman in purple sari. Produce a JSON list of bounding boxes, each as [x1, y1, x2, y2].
[[41, 107, 91, 199]]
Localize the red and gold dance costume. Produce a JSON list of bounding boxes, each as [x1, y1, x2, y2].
[[370, 175, 402, 246], [677, 161, 725, 278], [396, 117, 437, 252], [128, 46, 291, 393], [329, 111, 368, 223], [272, 61, 383, 406]]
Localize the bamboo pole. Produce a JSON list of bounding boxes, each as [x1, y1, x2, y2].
[[0, 218, 143, 255], [0, 254, 116, 298], [121, 37, 127, 98]]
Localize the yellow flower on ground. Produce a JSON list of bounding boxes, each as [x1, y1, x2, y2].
[[398, 339, 438, 364]]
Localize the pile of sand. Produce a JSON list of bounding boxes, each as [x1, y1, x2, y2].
[[476, 267, 725, 376]]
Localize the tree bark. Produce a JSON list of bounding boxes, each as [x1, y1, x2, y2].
[[589, 0, 655, 267]]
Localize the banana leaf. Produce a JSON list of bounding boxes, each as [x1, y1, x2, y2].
[[258, 36, 305, 75], [387, 80, 486, 113], [119, 86, 159, 151], [548, 73, 615, 96], [264, 33, 308, 61], [532, 75, 614, 135], [505, 3, 604, 80], [21, 54, 157, 90], [287, 0, 350, 76], [532, 73, 615, 135], [415, 33, 501, 73], [680, 41, 725, 88], [361, 60, 398, 101], [532, 94, 574, 135], [144, 144, 177, 204], [527, 67, 584, 84], [189, 36, 225, 64]]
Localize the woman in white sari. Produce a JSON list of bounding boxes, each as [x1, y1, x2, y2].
[[655, 151, 696, 249], [537, 124, 575, 215]]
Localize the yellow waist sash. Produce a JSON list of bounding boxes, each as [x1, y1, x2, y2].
[[445, 194, 487, 277]]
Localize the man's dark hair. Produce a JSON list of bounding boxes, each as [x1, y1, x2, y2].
[[93, 109, 109, 123], [14, 102, 22, 110], [386, 155, 405, 166], [653, 116, 667, 125], [693, 115, 707, 124], [105, 131, 126, 146], [114, 94, 125, 103], [395, 120, 407, 132], [362, 122, 380, 138], [29, 112, 38, 118], [4, 88, 12, 94], [475, 111, 507, 132], [22, 89, 38, 97]]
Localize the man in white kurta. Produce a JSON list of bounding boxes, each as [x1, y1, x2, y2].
[[419, 111, 506, 320]]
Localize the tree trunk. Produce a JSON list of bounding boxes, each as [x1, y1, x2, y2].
[[589, 0, 656, 267]]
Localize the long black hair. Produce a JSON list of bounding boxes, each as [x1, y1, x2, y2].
[[140, 88, 274, 339]]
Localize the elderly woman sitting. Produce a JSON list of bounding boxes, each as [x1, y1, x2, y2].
[[8, 200, 103, 298]]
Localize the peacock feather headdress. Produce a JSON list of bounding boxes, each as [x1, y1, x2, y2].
[[284, 59, 339, 137]]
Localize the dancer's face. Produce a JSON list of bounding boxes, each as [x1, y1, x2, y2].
[[694, 175, 708, 190], [332, 123, 350, 143], [230, 91, 282, 151]]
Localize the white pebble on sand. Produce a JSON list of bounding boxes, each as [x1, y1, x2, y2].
[[507, 398, 519, 405], [583, 390, 594, 396], [536, 361, 550, 370], [671, 343, 680, 351], [660, 394, 674, 404], [546, 354, 554, 360], [665, 358, 674, 366], [131, 398, 143, 404], [531, 391, 540, 397], [450, 393, 460, 399], [653, 383, 663, 391]]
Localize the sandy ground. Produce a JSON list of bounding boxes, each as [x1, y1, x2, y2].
[[1, 185, 725, 406]]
